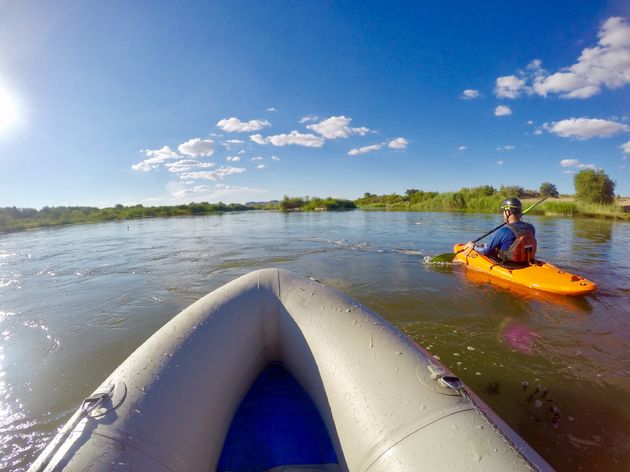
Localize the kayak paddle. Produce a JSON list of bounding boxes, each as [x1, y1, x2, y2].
[[428, 196, 550, 263]]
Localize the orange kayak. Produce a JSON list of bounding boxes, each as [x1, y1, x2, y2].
[[453, 243, 597, 296]]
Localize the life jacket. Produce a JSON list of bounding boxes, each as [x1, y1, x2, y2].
[[497, 223, 537, 263]]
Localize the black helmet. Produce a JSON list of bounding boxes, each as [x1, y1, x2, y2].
[[500, 197, 522, 215]]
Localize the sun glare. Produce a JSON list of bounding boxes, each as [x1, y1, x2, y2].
[[0, 87, 18, 131]]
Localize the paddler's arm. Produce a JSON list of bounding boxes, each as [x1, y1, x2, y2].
[[465, 241, 487, 255]]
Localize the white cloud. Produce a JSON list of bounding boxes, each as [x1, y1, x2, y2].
[[307, 115, 370, 139], [299, 115, 319, 124], [251, 156, 263, 161], [253, 131, 325, 147], [267, 107, 276, 112], [526, 120, 534, 125], [461, 89, 480, 99], [132, 146, 179, 172], [178, 138, 215, 157], [166, 182, 266, 201], [497, 160, 504, 165], [250, 134, 267, 145], [458, 145, 467, 151], [500, 17, 630, 99], [388, 137, 408, 149], [496, 145, 515, 151], [495, 75, 526, 98], [560, 158, 596, 169], [495, 105, 512, 116], [545, 117, 630, 139], [257, 164, 266, 169], [165, 159, 216, 173], [620, 140, 630, 153], [222, 139, 244, 151], [217, 117, 271, 132], [226, 156, 241, 162], [271, 156, 280, 161], [178, 166, 247, 181], [533, 129, 543, 135], [560, 159, 580, 167], [348, 144, 383, 156]]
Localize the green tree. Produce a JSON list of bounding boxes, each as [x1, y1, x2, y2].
[[539, 182, 559, 198], [499, 185, 524, 197], [280, 196, 305, 211], [574, 169, 615, 204]]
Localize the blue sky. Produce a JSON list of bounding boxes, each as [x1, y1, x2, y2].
[[1, 1, 629, 208]]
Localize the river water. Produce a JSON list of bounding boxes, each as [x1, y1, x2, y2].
[[1, 210, 628, 471]]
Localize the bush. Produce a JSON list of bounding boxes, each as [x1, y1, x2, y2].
[[574, 169, 615, 204], [499, 185, 524, 197], [280, 196, 305, 211], [539, 182, 559, 198]]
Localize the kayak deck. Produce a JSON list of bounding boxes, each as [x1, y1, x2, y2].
[[453, 243, 597, 296]]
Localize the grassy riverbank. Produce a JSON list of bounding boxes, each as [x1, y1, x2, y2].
[[0, 202, 252, 234], [356, 192, 630, 221], [2, 192, 628, 235]]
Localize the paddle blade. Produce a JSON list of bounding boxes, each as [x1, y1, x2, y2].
[[428, 252, 457, 263]]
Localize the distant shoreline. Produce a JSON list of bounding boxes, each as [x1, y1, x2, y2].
[[2, 201, 629, 236]]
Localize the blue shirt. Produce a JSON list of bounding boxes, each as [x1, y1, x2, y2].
[[477, 221, 536, 258]]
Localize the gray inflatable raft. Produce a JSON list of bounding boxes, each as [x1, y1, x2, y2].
[[30, 269, 552, 471]]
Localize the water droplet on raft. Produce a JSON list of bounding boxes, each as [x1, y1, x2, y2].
[[467, 346, 475, 351]]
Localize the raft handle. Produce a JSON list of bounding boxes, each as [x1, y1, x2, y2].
[[427, 364, 463, 391], [81, 384, 113, 416], [438, 375, 463, 390], [27, 383, 116, 472]]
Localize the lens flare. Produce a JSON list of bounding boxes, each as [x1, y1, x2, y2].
[[0, 87, 18, 131]]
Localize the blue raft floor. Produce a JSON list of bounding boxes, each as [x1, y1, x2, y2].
[[217, 362, 338, 471]]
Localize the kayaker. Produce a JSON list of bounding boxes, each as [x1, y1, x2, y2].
[[465, 197, 537, 264]]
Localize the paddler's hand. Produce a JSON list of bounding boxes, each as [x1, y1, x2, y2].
[[464, 241, 476, 255]]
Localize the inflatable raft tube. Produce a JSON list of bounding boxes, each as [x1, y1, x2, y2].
[[453, 243, 597, 296], [30, 269, 552, 471]]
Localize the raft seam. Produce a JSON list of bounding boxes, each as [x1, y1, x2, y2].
[[363, 407, 474, 472], [89, 431, 180, 472]]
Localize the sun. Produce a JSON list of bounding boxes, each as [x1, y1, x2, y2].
[[0, 87, 18, 131]]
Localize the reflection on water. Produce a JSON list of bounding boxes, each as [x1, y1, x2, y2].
[[459, 266, 593, 314], [1, 211, 629, 471], [573, 218, 613, 244]]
